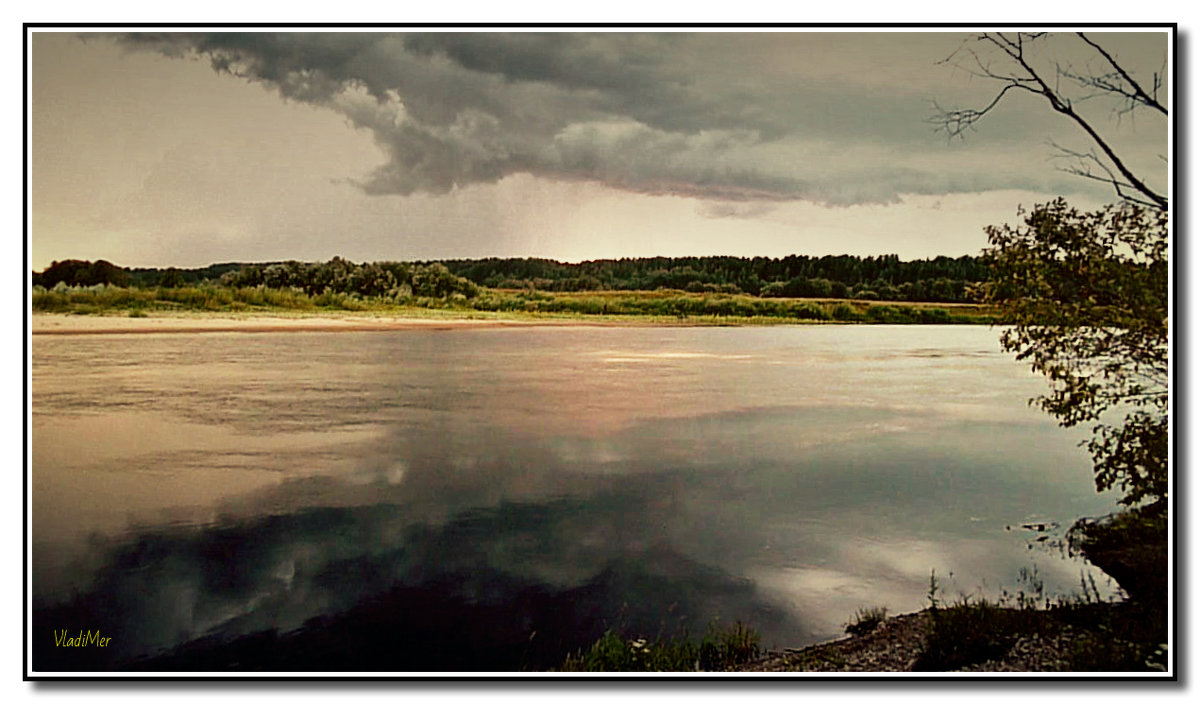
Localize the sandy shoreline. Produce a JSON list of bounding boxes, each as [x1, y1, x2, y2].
[[30, 312, 665, 335]]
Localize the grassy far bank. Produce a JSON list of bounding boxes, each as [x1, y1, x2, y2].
[[31, 283, 998, 325]]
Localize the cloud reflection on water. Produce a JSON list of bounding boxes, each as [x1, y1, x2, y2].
[[32, 326, 1121, 671]]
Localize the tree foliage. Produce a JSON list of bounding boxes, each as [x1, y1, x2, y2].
[[214, 257, 479, 300], [984, 199, 1167, 506], [32, 259, 132, 288], [438, 254, 988, 302], [937, 32, 1171, 508], [35, 254, 993, 304]]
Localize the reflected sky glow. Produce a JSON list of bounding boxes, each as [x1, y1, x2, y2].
[[31, 326, 1121, 670]]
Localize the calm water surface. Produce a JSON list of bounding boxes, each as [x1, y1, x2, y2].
[[31, 325, 1120, 670]]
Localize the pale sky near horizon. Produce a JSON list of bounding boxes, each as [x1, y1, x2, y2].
[[28, 29, 1170, 270]]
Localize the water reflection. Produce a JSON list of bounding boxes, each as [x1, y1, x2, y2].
[[31, 326, 1120, 671]]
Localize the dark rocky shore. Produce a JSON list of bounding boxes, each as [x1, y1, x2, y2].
[[737, 602, 1164, 673], [739, 505, 1169, 674]]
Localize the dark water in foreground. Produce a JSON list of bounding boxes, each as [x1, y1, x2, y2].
[[31, 325, 1119, 671]]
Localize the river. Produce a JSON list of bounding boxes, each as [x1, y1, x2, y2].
[[30, 324, 1120, 671]]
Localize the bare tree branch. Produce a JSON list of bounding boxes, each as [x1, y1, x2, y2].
[[932, 32, 1167, 211], [1048, 140, 1162, 209], [929, 83, 1037, 138], [1076, 32, 1167, 114]]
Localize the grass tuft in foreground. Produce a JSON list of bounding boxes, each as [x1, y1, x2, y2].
[[909, 562, 1167, 672], [844, 606, 889, 637], [558, 622, 760, 672]]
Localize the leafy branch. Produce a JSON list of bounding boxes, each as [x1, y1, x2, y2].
[[983, 199, 1168, 506]]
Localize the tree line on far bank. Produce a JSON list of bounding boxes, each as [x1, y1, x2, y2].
[[31, 253, 989, 304]]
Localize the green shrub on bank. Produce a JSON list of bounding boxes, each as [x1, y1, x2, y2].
[[234, 286, 314, 309], [831, 303, 859, 321]]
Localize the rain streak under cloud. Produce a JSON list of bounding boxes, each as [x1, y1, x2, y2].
[[31, 30, 1169, 268]]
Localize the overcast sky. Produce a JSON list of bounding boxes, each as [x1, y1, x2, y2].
[[29, 29, 1169, 270]]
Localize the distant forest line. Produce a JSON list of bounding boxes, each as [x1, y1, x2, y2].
[[32, 254, 988, 304]]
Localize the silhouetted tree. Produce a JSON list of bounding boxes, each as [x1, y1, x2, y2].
[[984, 199, 1167, 506]]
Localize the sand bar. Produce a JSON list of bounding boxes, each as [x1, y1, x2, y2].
[[31, 312, 571, 335]]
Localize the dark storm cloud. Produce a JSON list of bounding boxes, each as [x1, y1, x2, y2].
[[113, 32, 1129, 207]]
